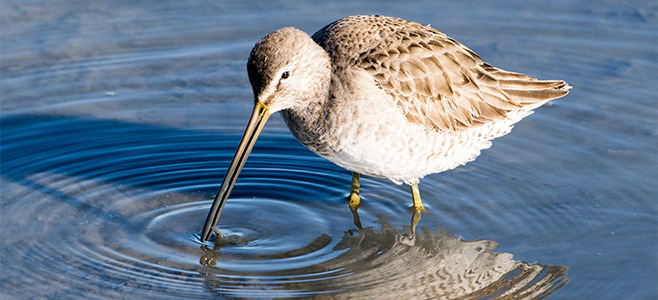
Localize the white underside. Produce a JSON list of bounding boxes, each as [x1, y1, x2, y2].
[[287, 68, 541, 185]]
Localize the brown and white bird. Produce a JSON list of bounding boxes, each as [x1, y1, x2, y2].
[[201, 15, 570, 242]]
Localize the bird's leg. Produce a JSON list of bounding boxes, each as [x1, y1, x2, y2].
[[399, 208, 422, 246], [410, 183, 426, 211], [350, 205, 363, 229], [349, 172, 361, 210], [411, 208, 422, 236], [348, 172, 363, 229]]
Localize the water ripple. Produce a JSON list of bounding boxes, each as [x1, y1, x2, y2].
[[1, 115, 567, 299], [6, 0, 656, 298]]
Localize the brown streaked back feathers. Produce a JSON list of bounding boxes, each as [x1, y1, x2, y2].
[[313, 15, 570, 131]]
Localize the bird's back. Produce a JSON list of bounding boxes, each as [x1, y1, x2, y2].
[[312, 15, 570, 133]]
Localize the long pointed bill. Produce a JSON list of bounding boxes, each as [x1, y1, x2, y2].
[[201, 101, 270, 242]]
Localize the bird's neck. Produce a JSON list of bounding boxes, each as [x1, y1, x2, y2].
[[280, 89, 337, 155]]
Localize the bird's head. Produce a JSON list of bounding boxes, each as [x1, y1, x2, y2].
[[247, 27, 331, 113], [200, 27, 331, 242]]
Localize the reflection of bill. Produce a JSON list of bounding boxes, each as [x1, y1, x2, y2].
[[200, 212, 568, 299]]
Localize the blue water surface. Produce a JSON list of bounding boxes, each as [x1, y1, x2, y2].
[[1, 0, 656, 299]]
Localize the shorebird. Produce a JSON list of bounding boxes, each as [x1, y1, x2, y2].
[[201, 15, 570, 242]]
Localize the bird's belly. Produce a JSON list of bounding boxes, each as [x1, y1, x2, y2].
[[294, 113, 478, 185], [299, 102, 534, 185], [282, 69, 522, 185]]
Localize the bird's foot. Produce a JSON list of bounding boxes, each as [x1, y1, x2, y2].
[[409, 203, 426, 212], [348, 192, 361, 210], [347, 193, 362, 229]]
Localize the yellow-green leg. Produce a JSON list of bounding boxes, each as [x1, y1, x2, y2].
[[348, 172, 362, 229], [410, 208, 422, 236], [349, 172, 361, 210], [411, 183, 426, 211]]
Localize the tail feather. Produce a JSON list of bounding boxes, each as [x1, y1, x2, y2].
[[483, 64, 571, 105], [503, 82, 571, 104], [499, 79, 567, 90]]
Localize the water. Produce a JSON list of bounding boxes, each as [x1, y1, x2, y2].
[[1, 0, 656, 299]]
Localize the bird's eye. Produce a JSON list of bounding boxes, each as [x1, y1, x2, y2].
[[281, 71, 290, 79]]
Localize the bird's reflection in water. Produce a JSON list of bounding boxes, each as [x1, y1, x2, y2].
[[200, 210, 568, 299]]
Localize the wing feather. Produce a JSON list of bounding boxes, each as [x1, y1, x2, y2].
[[313, 15, 570, 131]]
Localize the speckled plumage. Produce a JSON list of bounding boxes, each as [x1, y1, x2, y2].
[[201, 15, 570, 241], [251, 15, 570, 184]]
